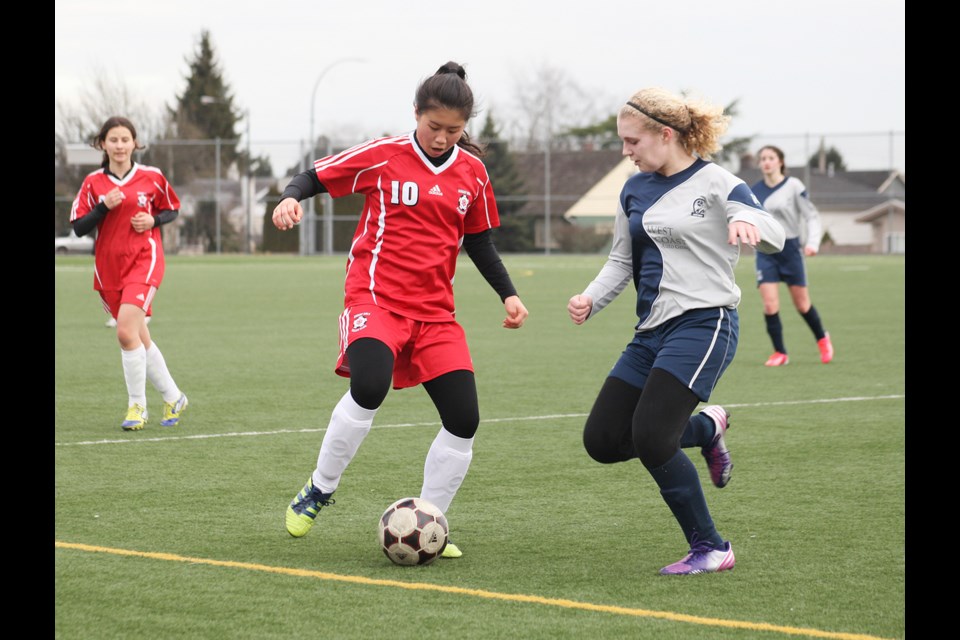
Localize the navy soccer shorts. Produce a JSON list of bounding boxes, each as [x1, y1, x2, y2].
[[756, 237, 807, 287], [609, 307, 738, 402]]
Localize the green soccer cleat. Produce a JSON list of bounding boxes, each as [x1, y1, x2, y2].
[[160, 393, 189, 427], [285, 477, 335, 537], [440, 540, 462, 559], [121, 404, 148, 431]]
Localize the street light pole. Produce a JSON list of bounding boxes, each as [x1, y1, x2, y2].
[[215, 136, 221, 254], [245, 108, 252, 254], [308, 57, 366, 256]]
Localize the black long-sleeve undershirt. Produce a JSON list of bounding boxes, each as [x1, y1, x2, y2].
[[463, 230, 518, 302], [72, 202, 109, 236], [280, 169, 327, 202], [72, 205, 179, 237]]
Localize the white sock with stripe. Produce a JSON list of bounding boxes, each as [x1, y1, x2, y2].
[[313, 391, 378, 494], [421, 427, 474, 515], [121, 345, 147, 408], [145, 342, 181, 403]]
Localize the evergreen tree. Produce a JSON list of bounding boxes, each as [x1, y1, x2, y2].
[[712, 98, 752, 169], [564, 115, 620, 149], [808, 144, 847, 172], [155, 30, 241, 184], [261, 185, 299, 253], [478, 112, 533, 252], [148, 30, 246, 252]]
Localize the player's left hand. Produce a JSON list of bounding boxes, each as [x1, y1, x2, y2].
[[502, 295, 528, 329], [728, 220, 759, 247], [273, 198, 303, 230], [567, 294, 593, 325], [130, 211, 156, 233], [804, 246, 818, 257]]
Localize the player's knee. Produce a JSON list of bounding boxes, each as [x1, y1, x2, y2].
[[349, 375, 391, 410], [116, 326, 139, 349], [441, 414, 479, 439], [635, 432, 676, 469], [583, 430, 625, 464]]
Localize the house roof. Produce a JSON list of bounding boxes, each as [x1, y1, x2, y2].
[[557, 162, 909, 222], [564, 158, 636, 221], [855, 198, 905, 223], [510, 149, 624, 218], [735, 167, 905, 211]]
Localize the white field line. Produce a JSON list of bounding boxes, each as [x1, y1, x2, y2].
[[56, 394, 904, 447]]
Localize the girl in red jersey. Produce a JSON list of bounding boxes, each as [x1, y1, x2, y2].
[[275, 62, 529, 558], [70, 116, 188, 431]]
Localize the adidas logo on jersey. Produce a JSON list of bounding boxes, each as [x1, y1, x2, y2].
[[428, 185, 443, 196]]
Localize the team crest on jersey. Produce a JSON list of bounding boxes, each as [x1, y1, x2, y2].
[[690, 196, 707, 218], [457, 194, 470, 215], [137, 192, 149, 209], [351, 312, 371, 333]]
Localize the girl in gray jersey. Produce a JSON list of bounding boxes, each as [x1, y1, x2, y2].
[[567, 87, 784, 575], [752, 145, 834, 366]]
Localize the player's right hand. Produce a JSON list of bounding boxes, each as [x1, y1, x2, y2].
[[103, 188, 125, 210], [273, 197, 303, 231], [567, 294, 592, 325]]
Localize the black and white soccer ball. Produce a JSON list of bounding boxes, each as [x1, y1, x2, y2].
[[378, 497, 449, 566]]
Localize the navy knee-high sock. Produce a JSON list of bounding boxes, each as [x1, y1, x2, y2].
[[648, 450, 724, 548], [679, 411, 714, 449], [800, 305, 827, 341], [764, 312, 787, 353]]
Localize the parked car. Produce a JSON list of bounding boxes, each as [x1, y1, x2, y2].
[[55, 229, 95, 255]]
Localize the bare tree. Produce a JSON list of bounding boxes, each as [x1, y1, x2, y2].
[[506, 63, 607, 151], [55, 67, 165, 153], [55, 69, 167, 234]]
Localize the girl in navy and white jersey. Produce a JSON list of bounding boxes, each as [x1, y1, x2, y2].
[[752, 145, 834, 367], [567, 87, 784, 575], [273, 62, 528, 558]]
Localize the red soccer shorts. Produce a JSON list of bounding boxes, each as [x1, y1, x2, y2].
[[336, 304, 473, 389], [99, 284, 156, 319]]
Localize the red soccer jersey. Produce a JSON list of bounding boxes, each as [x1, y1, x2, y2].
[[317, 133, 501, 322], [70, 163, 180, 292]]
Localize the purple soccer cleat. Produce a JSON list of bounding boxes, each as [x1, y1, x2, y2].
[[660, 539, 735, 575], [700, 405, 732, 488]]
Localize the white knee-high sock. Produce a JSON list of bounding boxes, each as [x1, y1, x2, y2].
[[313, 391, 378, 494], [421, 427, 474, 515], [121, 346, 147, 408], [145, 342, 181, 403]]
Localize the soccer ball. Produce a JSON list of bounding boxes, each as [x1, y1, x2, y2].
[[378, 497, 449, 566]]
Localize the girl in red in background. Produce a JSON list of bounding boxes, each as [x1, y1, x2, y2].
[[70, 116, 188, 431]]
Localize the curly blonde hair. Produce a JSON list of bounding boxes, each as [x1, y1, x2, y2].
[[619, 87, 730, 160]]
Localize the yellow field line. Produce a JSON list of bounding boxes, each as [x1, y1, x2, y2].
[[56, 541, 895, 640]]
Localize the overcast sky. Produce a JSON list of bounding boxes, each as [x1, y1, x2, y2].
[[54, 0, 905, 175]]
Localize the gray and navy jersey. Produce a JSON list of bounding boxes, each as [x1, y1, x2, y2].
[[750, 176, 822, 252], [582, 159, 785, 331]]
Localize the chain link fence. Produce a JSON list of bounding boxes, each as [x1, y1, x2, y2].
[[55, 130, 904, 255]]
